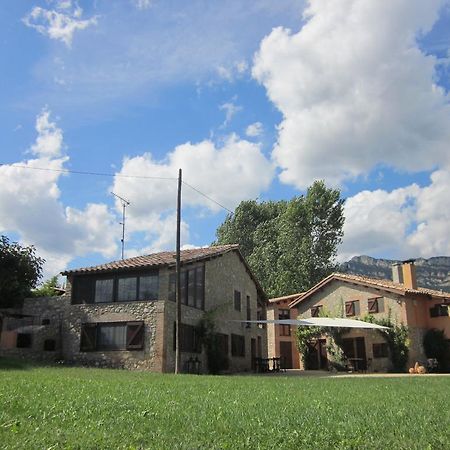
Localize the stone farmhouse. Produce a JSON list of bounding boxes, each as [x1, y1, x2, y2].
[[268, 260, 450, 372], [0, 245, 268, 373]]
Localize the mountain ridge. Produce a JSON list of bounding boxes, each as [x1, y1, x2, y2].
[[340, 255, 450, 293]]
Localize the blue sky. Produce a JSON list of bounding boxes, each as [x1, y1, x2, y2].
[[1, 0, 450, 278]]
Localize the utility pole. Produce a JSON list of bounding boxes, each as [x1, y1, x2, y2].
[[111, 192, 131, 260], [175, 168, 182, 374]]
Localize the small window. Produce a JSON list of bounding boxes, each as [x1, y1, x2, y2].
[[430, 304, 449, 318], [246, 295, 251, 328], [215, 333, 229, 356], [345, 300, 360, 317], [94, 279, 114, 303], [373, 343, 389, 358], [42, 318, 50, 325], [278, 309, 291, 336], [368, 297, 384, 314], [195, 266, 205, 309], [117, 277, 137, 302], [44, 339, 56, 351], [139, 275, 159, 301], [234, 290, 241, 312], [97, 323, 127, 350], [187, 269, 196, 307], [17, 333, 32, 348], [168, 273, 176, 302], [173, 323, 201, 353], [231, 334, 245, 357], [311, 305, 322, 317]]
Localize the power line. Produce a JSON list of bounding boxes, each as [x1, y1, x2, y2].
[[182, 181, 234, 214], [0, 164, 176, 181], [1, 162, 234, 214]]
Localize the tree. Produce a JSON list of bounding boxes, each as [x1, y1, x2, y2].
[[0, 235, 44, 308], [32, 275, 61, 298], [214, 181, 344, 298]]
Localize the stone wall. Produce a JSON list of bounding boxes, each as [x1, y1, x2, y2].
[[163, 252, 268, 373]]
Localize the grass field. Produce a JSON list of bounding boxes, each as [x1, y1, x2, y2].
[[1, 359, 449, 449]]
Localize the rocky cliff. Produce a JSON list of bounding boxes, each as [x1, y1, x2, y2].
[[340, 256, 450, 293]]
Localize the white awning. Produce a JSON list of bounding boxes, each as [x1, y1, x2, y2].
[[235, 318, 389, 329]]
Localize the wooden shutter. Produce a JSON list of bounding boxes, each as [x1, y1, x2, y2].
[[126, 321, 145, 350], [368, 298, 378, 314], [354, 300, 360, 316], [345, 301, 354, 316], [80, 323, 97, 351]]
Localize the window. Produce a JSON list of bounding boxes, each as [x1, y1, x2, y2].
[[279, 309, 291, 336], [310, 305, 322, 317], [168, 266, 205, 309], [215, 333, 229, 356], [16, 333, 32, 348], [173, 323, 202, 353], [373, 343, 389, 358], [80, 322, 145, 352], [368, 297, 384, 314], [430, 304, 449, 318], [234, 290, 241, 312], [345, 300, 360, 317], [117, 277, 137, 302], [246, 295, 251, 328], [41, 318, 50, 325], [139, 275, 159, 301], [95, 279, 114, 303], [72, 272, 159, 304], [231, 334, 245, 357]]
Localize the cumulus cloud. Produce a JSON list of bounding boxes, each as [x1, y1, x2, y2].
[[340, 168, 450, 261], [23, 0, 98, 47], [246, 122, 264, 137], [112, 134, 274, 229], [253, 0, 450, 188], [0, 110, 117, 276]]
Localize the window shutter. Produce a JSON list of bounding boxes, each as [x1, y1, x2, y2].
[[354, 300, 360, 316], [378, 297, 384, 313], [126, 321, 145, 350], [80, 323, 97, 351], [368, 299, 378, 314], [345, 302, 354, 316]]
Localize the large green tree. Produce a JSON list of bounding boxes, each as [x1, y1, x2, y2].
[[214, 181, 344, 298], [0, 236, 44, 308]]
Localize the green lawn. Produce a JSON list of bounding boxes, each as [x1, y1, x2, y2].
[[0, 359, 449, 449]]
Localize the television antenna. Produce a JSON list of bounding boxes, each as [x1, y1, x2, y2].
[[111, 192, 131, 260]]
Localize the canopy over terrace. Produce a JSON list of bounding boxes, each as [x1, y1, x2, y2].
[[237, 318, 389, 329]]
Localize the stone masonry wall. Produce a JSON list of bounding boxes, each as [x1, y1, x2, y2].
[[164, 251, 268, 373]]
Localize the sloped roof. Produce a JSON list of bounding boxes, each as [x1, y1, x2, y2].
[[61, 244, 268, 302], [289, 272, 450, 308], [61, 245, 240, 275]]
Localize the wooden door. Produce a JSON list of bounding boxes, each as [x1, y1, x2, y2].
[[280, 341, 293, 369]]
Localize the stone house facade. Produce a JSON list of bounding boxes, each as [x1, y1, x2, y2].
[[0, 245, 268, 373], [268, 261, 450, 372]]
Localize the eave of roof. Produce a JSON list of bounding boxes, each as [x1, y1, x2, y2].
[[288, 272, 450, 308], [269, 292, 304, 304]]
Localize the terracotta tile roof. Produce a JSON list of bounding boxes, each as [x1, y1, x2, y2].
[[289, 272, 450, 308], [61, 244, 239, 276]]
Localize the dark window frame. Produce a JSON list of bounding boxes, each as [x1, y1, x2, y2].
[[430, 304, 449, 318], [234, 290, 242, 312], [80, 321, 145, 352], [231, 334, 245, 357], [368, 297, 382, 314], [172, 322, 202, 353], [278, 309, 291, 336], [168, 265, 205, 310], [71, 270, 159, 305], [345, 300, 359, 317]]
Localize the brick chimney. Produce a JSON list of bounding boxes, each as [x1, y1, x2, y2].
[[391, 263, 404, 284], [401, 259, 417, 290]]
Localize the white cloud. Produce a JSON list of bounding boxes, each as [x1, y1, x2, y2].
[[219, 99, 243, 126], [23, 1, 98, 47], [0, 110, 117, 277], [340, 168, 450, 261], [31, 108, 64, 157], [246, 122, 264, 137], [253, 0, 450, 188], [131, 0, 153, 10], [112, 134, 274, 228]]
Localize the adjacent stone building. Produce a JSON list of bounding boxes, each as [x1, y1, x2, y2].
[[268, 261, 450, 372], [0, 245, 268, 373]]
